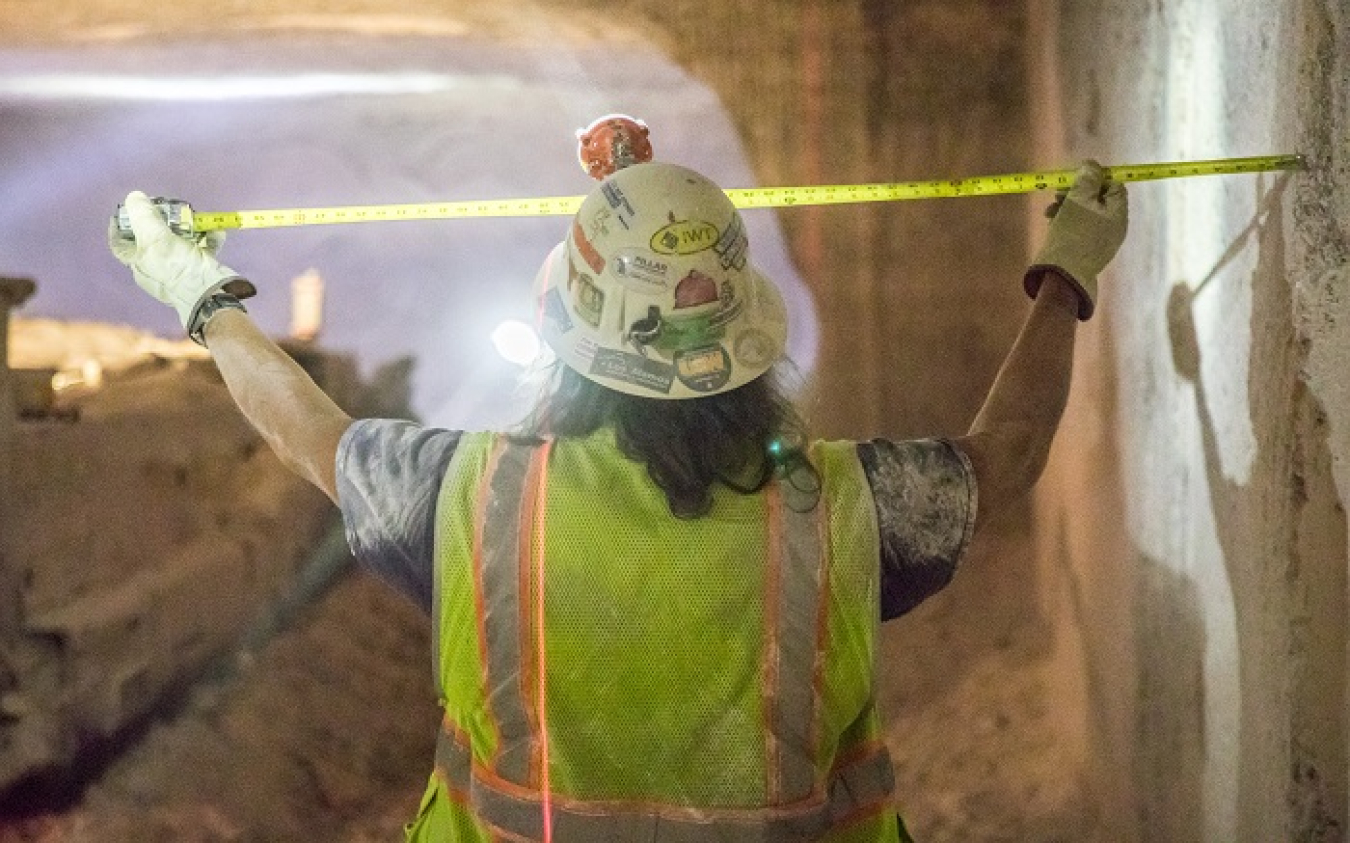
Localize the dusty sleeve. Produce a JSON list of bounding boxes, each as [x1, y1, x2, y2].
[[857, 438, 978, 621], [334, 418, 461, 615]]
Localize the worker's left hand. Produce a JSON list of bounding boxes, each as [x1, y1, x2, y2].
[[107, 191, 256, 331]]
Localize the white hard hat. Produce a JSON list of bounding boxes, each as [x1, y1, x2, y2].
[[534, 162, 788, 399]]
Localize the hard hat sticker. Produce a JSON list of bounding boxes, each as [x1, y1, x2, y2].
[[675, 345, 732, 393], [713, 214, 748, 271], [573, 273, 605, 328], [673, 271, 720, 309], [601, 182, 636, 228], [573, 337, 598, 364], [613, 250, 671, 293], [590, 348, 675, 394], [585, 207, 616, 240], [650, 220, 721, 256], [572, 220, 606, 274]]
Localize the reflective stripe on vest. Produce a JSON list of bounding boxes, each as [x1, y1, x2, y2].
[[435, 436, 893, 840], [477, 436, 540, 783], [433, 720, 896, 842]]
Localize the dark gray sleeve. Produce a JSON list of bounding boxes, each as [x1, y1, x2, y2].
[[335, 418, 462, 615], [857, 438, 978, 621]]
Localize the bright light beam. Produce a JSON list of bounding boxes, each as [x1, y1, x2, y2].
[[491, 320, 541, 367]]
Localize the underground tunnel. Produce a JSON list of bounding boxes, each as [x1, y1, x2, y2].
[[1, 1, 1347, 841]]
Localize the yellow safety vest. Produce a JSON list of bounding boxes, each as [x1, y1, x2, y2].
[[406, 429, 900, 842]]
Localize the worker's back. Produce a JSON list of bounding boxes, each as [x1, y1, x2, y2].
[[410, 429, 901, 842]]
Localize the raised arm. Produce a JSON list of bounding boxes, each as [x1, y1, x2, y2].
[[201, 310, 351, 501], [956, 274, 1080, 526], [109, 191, 351, 503], [954, 161, 1128, 534]]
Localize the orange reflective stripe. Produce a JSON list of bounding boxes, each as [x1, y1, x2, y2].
[[525, 442, 555, 836], [515, 446, 538, 786]]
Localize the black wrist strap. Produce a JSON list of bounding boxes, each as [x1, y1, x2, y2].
[[188, 291, 247, 346]]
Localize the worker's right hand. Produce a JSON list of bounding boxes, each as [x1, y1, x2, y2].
[[107, 191, 256, 331], [1024, 160, 1128, 320]]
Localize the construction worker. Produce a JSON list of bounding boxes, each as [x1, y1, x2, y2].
[[109, 157, 1126, 842]]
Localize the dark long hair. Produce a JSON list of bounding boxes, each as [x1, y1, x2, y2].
[[520, 363, 808, 519]]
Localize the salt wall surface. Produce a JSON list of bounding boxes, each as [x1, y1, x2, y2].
[[1029, 1, 1350, 840]]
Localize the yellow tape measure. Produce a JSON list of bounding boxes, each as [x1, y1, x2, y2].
[[189, 154, 1304, 234]]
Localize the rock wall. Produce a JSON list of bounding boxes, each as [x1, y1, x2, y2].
[[1030, 1, 1350, 839], [0, 317, 358, 799]]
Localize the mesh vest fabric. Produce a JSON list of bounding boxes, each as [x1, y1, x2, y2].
[[406, 429, 900, 842]]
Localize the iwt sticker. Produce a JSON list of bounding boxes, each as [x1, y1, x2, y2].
[[650, 220, 720, 256]]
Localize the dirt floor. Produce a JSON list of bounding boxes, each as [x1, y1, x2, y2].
[[0, 572, 436, 842]]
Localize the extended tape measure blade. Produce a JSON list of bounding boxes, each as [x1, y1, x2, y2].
[[185, 154, 1303, 233]]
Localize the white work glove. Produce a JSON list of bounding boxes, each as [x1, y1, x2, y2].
[[1024, 160, 1128, 320], [107, 191, 256, 340]]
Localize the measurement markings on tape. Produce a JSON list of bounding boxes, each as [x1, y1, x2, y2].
[[183, 154, 1304, 233]]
